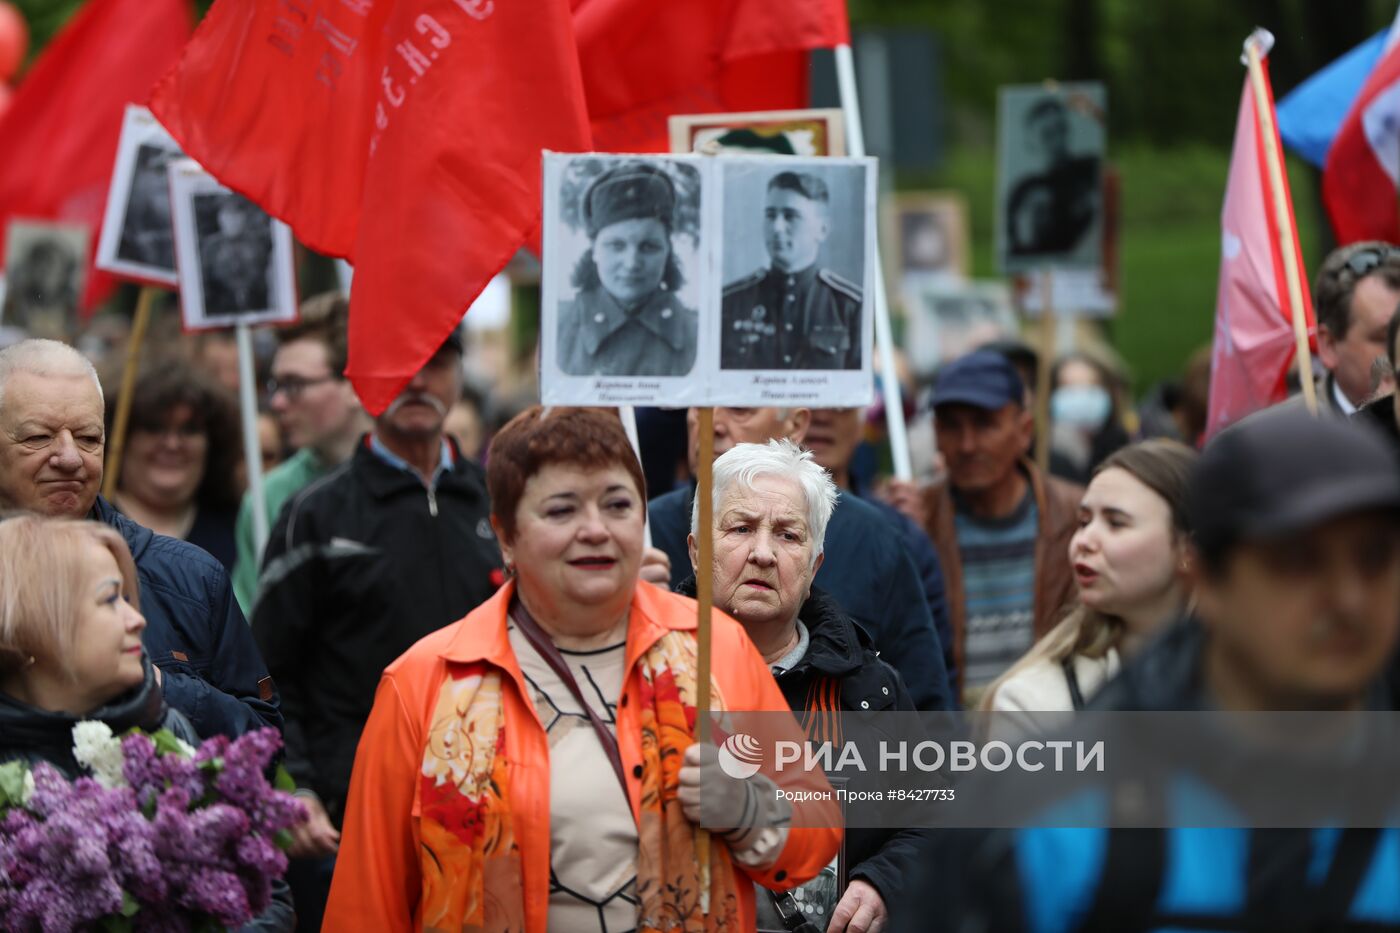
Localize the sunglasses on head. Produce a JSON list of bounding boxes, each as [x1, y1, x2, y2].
[[1341, 245, 1400, 279]]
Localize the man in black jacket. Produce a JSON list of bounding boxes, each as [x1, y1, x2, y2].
[[252, 331, 501, 925], [0, 339, 280, 741]]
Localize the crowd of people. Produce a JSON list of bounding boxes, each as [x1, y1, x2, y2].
[[0, 236, 1397, 932]]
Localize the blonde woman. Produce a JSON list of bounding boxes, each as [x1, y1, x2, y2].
[[981, 440, 1197, 724]]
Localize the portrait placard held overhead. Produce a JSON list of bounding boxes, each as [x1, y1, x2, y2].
[[554, 158, 700, 378], [2, 220, 89, 339], [720, 163, 869, 371], [96, 105, 184, 286], [540, 152, 875, 409], [168, 159, 297, 331], [995, 83, 1106, 273]]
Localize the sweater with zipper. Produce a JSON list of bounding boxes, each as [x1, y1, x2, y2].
[[250, 434, 501, 823]]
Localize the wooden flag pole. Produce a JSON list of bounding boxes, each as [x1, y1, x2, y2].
[[694, 406, 715, 913], [102, 286, 158, 501], [1034, 270, 1055, 475], [1245, 34, 1318, 416]]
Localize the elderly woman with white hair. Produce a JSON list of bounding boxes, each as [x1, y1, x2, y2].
[[680, 439, 934, 933]]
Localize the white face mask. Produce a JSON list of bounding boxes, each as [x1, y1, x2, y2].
[[1051, 384, 1112, 430]]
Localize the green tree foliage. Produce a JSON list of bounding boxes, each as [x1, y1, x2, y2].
[[850, 0, 1393, 391]]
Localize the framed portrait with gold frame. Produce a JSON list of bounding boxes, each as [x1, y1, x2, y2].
[[882, 191, 970, 287], [668, 108, 847, 158]]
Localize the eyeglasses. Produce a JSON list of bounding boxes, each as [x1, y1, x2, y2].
[[266, 375, 337, 400], [1341, 246, 1400, 279]]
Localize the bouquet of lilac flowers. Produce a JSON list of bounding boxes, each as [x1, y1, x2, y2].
[[0, 724, 305, 932]]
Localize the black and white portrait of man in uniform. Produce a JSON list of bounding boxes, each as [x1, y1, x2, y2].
[[721, 170, 864, 371], [556, 161, 699, 377]]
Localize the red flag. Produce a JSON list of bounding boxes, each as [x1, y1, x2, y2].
[[1207, 60, 1315, 440], [1323, 23, 1400, 244], [152, 0, 591, 414], [575, 0, 850, 152], [0, 0, 192, 309]]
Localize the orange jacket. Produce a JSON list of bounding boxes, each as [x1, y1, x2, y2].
[[323, 580, 842, 932]]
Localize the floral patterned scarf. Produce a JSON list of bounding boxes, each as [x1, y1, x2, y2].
[[417, 628, 740, 932]]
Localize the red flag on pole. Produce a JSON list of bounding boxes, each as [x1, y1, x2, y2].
[[0, 0, 192, 310], [151, 0, 591, 414], [1323, 17, 1400, 244], [575, 0, 851, 152], [1207, 56, 1315, 440]]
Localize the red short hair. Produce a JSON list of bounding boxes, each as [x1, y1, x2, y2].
[[487, 406, 646, 543]]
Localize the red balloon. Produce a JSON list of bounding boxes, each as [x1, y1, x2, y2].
[[0, 3, 28, 84]]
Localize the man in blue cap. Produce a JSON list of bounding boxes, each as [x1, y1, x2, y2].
[[914, 349, 1082, 702]]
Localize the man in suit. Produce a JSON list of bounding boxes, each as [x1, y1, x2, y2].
[[722, 170, 863, 370]]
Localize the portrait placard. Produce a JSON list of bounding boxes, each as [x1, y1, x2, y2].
[[539, 152, 877, 408], [669, 108, 846, 158], [995, 83, 1106, 274], [169, 160, 297, 331], [884, 191, 969, 284], [96, 105, 184, 286], [2, 219, 90, 340], [904, 280, 1018, 380]]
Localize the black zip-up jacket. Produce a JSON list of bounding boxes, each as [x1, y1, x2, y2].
[[251, 436, 502, 823], [678, 577, 936, 929]]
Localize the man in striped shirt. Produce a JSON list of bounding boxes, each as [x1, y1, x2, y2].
[[913, 350, 1083, 703]]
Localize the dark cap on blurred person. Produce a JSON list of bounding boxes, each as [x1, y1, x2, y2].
[[584, 164, 676, 237], [1190, 410, 1400, 560], [931, 349, 1026, 411]]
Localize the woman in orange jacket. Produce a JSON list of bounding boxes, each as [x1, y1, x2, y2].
[[323, 406, 840, 932]]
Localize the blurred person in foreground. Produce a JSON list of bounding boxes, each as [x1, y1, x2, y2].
[[648, 405, 953, 710], [807, 405, 956, 684], [890, 350, 1082, 702], [680, 439, 933, 933], [108, 362, 242, 572], [232, 292, 368, 614], [979, 439, 1197, 725], [960, 411, 1400, 931], [0, 515, 296, 931], [324, 407, 839, 931], [0, 339, 279, 740]]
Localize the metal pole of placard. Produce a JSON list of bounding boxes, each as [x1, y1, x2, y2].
[[102, 287, 158, 501], [835, 43, 913, 481], [235, 321, 269, 555]]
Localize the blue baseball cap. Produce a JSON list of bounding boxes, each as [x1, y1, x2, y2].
[[930, 349, 1026, 411]]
